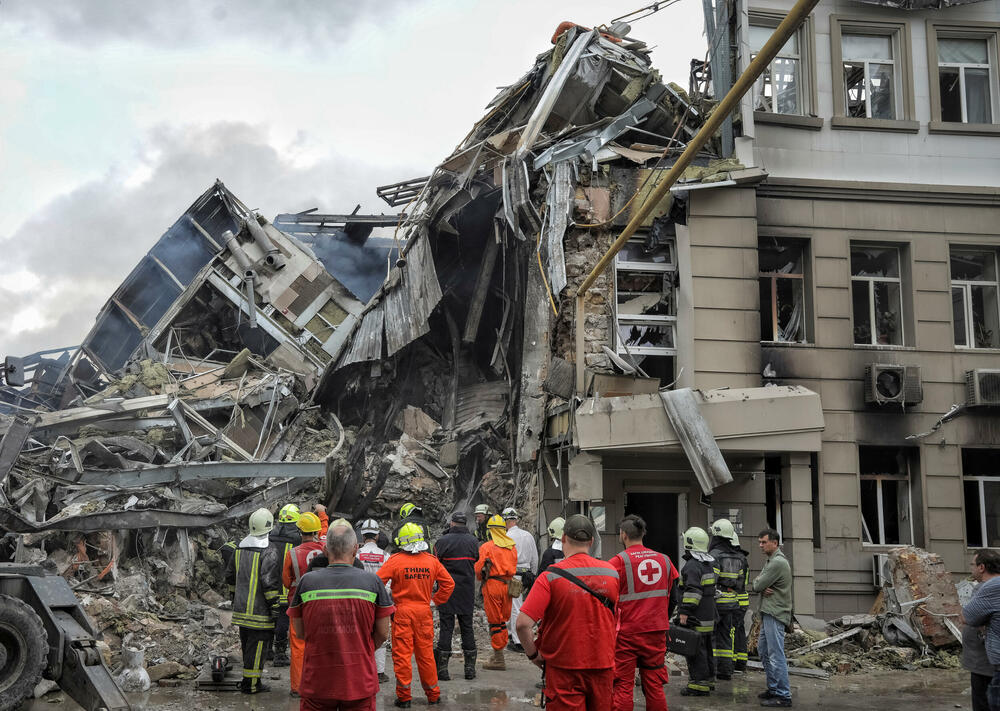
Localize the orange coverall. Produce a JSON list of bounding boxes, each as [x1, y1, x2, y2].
[[282, 538, 325, 693], [474, 542, 518, 650], [377, 551, 454, 704]]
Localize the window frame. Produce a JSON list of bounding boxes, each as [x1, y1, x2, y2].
[[927, 21, 1000, 136], [758, 237, 810, 344], [748, 9, 823, 130], [850, 244, 905, 347], [950, 246, 1000, 350], [961, 448, 1000, 549], [613, 237, 678, 359], [830, 16, 918, 133], [858, 446, 916, 548]]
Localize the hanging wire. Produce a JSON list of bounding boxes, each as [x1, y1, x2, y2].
[[608, 0, 684, 25]]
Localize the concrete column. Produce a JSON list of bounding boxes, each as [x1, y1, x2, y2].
[[780, 452, 816, 616]]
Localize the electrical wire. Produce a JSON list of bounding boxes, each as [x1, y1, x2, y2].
[[608, 0, 684, 26]]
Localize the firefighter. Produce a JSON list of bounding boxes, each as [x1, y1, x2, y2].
[[473, 504, 491, 545], [377, 522, 455, 708], [610, 514, 679, 711], [709, 518, 749, 681], [678, 526, 717, 696], [357, 518, 390, 683], [269, 503, 302, 668], [282, 512, 324, 697], [225, 508, 282, 694], [537, 516, 565, 574], [732, 527, 751, 673], [474, 514, 518, 671]]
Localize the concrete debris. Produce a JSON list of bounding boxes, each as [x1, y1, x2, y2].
[[886, 546, 962, 647]]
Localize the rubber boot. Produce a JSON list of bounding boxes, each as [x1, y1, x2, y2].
[[482, 648, 505, 671], [435, 648, 451, 681], [463, 649, 477, 680]]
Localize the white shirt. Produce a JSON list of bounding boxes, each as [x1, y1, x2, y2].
[[507, 525, 538, 572], [357, 540, 388, 575]]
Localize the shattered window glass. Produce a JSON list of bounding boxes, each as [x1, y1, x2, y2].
[[860, 446, 914, 546], [759, 238, 807, 342], [617, 240, 673, 268], [614, 237, 677, 363], [616, 272, 674, 317], [962, 449, 1000, 548], [938, 38, 994, 124], [750, 22, 803, 115], [616, 321, 675, 351], [842, 33, 897, 119], [851, 245, 903, 345], [950, 248, 1000, 348]]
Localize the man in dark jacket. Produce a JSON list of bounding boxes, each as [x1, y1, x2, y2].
[[678, 526, 717, 697], [433, 511, 481, 681], [537, 516, 565, 574], [268, 503, 302, 667], [473, 504, 491, 545], [709, 518, 749, 681]]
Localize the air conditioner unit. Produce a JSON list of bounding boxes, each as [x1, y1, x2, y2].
[[966, 369, 1000, 407], [864, 364, 922, 406], [872, 553, 891, 589]]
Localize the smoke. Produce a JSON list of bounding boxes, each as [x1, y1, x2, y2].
[[299, 231, 392, 304]]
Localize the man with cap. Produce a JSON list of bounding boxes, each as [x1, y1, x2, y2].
[[225, 508, 282, 694], [282, 511, 325, 696], [473, 504, 491, 545], [475, 514, 518, 671], [516, 514, 620, 711], [433, 511, 481, 681], [538, 517, 566, 575], [269, 503, 302, 667], [502, 508, 538, 652], [357, 518, 390, 683], [709, 518, 749, 681], [610, 514, 679, 711], [678, 526, 717, 697]]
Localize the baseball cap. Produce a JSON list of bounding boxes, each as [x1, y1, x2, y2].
[[501, 507, 518, 520], [563, 514, 597, 542], [451, 511, 467, 524]]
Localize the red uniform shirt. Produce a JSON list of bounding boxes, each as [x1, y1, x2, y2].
[[282, 539, 325, 602], [519, 552, 620, 669], [610, 544, 679, 634]]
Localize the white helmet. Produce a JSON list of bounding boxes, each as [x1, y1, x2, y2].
[[501, 507, 518, 520], [359, 518, 380, 535], [249, 508, 274, 537]]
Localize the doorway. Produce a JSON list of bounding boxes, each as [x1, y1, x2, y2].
[[624, 491, 684, 569]]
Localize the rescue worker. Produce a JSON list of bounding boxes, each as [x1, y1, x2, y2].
[[709, 518, 750, 681], [391, 502, 427, 546], [269, 503, 302, 667], [287, 522, 395, 711], [473, 504, 491, 545], [515, 514, 620, 711], [377, 522, 455, 708], [282, 512, 325, 697], [433, 511, 480, 681], [610, 514, 679, 711], [357, 518, 390, 683], [502, 508, 538, 652], [678, 526, 717, 697], [225, 508, 282, 694], [537, 517, 566, 574], [474, 514, 518, 671], [732, 527, 751, 673]]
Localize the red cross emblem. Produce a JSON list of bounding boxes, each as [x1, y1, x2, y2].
[[637, 559, 662, 585]]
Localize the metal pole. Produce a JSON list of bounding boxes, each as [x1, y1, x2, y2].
[[573, 0, 821, 388]]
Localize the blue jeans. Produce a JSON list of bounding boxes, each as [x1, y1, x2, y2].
[[988, 667, 1000, 711], [758, 613, 791, 700]]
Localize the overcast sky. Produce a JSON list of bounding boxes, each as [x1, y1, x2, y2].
[[0, 0, 706, 358]]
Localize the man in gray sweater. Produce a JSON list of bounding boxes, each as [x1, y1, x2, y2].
[[749, 528, 792, 708], [963, 548, 1000, 711]]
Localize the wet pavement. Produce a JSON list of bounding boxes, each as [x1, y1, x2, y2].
[[28, 657, 974, 710]]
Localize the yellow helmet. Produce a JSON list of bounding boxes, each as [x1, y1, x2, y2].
[[395, 522, 425, 548], [487, 514, 506, 529], [399, 502, 421, 518], [278, 503, 301, 523], [297, 512, 321, 533]]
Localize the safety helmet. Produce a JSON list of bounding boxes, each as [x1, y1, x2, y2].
[[297, 512, 321, 534], [359, 518, 380, 535], [547, 516, 565, 539], [730, 531, 741, 547], [487, 514, 506, 529], [331, 517, 351, 528], [249, 508, 274, 537], [682, 526, 710, 553], [474, 504, 490, 516], [501, 507, 518, 520], [399, 502, 421, 518], [711, 518, 736, 540], [278, 503, 301, 524], [395, 522, 425, 548]]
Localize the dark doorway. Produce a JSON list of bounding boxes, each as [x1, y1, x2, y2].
[[624, 491, 680, 569]]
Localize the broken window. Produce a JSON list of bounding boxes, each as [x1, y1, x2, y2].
[[614, 236, 677, 368], [842, 33, 898, 119], [962, 448, 1000, 548], [759, 238, 807, 342], [859, 446, 917, 546], [938, 37, 994, 124], [950, 247, 1000, 348], [750, 22, 804, 115], [851, 244, 904, 346], [764, 455, 783, 538]]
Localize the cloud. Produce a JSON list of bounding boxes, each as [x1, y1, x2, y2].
[[0, 121, 420, 357], [0, 0, 410, 51]]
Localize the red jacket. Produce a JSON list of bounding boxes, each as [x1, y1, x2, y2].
[[610, 544, 679, 634]]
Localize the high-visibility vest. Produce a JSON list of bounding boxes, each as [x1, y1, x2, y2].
[[616, 546, 676, 633]]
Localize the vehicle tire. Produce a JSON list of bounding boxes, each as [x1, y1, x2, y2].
[[0, 593, 47, 711]]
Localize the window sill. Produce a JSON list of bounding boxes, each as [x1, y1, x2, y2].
[[956, 345, 1000, 352], [852, 343, 916, 351], [754, 112, 824, 130], [761, 341, 813, 347], [831, 117, 920, 133], [928, 121, 1000, 137]]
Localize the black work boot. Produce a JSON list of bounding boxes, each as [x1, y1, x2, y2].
[[272, 645, 290, 668], [435, 648, 451, 681], [463, 649, 477, 680]]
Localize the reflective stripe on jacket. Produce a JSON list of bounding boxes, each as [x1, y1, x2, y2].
[[227, 541, 281, 630], [709, 538, 749, 612], [679, 553, 717, 633]]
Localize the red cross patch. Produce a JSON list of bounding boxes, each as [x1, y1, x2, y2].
[[637, 558, 663, 585]]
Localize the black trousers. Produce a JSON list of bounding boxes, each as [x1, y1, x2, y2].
[[239, 626, 274, 690], [733, 607, 748, 669], [273, 608, 289, 651], [713, 608, 737, 677], [438, 612, 476, 652], [685, 632, 716, 691], [971, 672, 991, 711]]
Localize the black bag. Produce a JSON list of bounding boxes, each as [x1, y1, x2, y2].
[[666, 622, 702, 657], [545, 567, 615, 613]]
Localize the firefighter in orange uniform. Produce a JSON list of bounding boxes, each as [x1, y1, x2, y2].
[[281, 512, 325, 697], [376, 523, 455, 708], [474, 514, 518, 671]]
